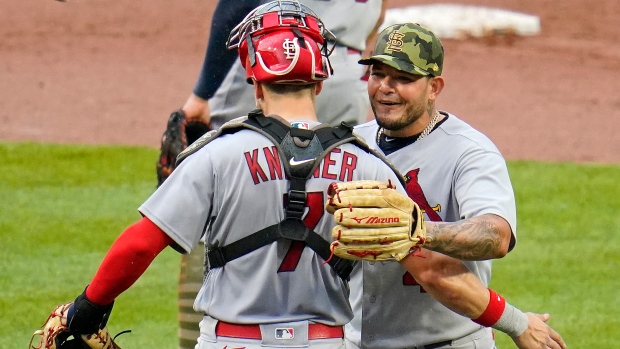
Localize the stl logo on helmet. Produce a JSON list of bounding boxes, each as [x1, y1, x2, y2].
[[386, 31, 405, 52], [282, 38, 298, 60]]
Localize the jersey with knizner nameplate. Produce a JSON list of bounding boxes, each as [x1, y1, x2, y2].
[[348, 114, 517, 348], [138, 116, 406, 326]]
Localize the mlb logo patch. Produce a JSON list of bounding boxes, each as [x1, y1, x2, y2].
[[291, 122, 310, 129], [275, 328, 294, 339]]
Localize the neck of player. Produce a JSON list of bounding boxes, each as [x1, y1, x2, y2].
[[254, 81, 321, 123]]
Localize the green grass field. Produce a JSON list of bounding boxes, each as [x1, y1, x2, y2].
[[1, 142, 618, 348]]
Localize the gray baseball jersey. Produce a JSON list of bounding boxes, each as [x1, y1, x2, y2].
[[208, 0, 383, 128], [299, 0, 383, 52], [139, 118, 406, 326], [348, 113, 517, 348]]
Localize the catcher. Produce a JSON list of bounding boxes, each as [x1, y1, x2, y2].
[[29, 3, 409, 349]]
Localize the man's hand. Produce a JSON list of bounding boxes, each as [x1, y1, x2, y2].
[[512, 313, 567, 349]]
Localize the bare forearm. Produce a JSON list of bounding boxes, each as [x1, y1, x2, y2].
[[182, 93, 210, 122], [423, 214, 512, 260], [399, 251, 488, 318], [400, 252, 543, 342]]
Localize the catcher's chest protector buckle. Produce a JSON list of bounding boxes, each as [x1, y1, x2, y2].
[[205, 111, 363, 280]]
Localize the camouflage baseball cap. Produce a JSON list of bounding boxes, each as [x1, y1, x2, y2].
[[359, 23, 444, 76]]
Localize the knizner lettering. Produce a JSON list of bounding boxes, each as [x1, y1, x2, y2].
[[244, 147, 359, 184]]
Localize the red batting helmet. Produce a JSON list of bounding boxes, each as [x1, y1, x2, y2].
[[227, 0, 335, 84]]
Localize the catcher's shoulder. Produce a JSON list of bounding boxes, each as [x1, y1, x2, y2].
[[221, 115, 250, 129], [178, 129, 217, 158]]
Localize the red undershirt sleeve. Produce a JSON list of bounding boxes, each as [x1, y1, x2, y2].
[[85, 216, 175, 305]]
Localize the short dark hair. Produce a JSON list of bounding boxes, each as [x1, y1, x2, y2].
[[263, 82, 316, 95]]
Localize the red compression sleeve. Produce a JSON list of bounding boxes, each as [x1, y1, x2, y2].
[[85, 217, 174, 305], [473, 289, 506, 327]]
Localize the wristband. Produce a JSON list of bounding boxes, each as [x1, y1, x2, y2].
[[494, 302, 529, 338], [473, 289, 505, 326], [67, 288, 114, 334], [473, 289, 529, 338]]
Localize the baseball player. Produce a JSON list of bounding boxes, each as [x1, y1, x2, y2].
[[48, 3, 410, 349], [204, 0, 386, 128], [183, 0, 387, 129], [169, 1, 389, 347], [29, 13, 567, 349], [347, 23, 566, 349]]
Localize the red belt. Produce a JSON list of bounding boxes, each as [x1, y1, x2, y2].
[[215, 321, 344, 340], [347, 47, 362, 55]]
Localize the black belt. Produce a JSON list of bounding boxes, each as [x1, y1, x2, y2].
[[416, 328, 490, 349], [420, 340, 452, 349]]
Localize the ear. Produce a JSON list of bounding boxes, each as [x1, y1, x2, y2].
[[254, 80, 264, 101], [254, 80, 266, 109], [429, 76, 445, 101], [315, 81, 323, 95]]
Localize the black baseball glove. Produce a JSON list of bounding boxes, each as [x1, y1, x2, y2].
[[156, 109, 211, 186]]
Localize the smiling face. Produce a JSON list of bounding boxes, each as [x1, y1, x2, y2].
[[367, 62, 442, 137]]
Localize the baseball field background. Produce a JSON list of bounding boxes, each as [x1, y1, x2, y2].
[[1, 0, 619, 348]]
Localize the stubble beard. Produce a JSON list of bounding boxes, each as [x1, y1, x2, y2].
[[373, 97, 428, 133]]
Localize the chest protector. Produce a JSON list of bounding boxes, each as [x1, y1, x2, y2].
[[177, 110, 403, 281]]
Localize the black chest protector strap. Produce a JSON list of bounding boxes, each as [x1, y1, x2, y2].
[[206, 111, 362, 280]]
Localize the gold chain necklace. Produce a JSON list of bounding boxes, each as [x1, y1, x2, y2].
[[376, 110, 441, 145]]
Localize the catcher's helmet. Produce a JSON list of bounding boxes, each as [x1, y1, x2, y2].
[[227, 0, 335, 84]]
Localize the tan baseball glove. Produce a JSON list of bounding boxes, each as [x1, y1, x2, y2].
[[29, 303, 123, 349], [325, 180, 426, 261]]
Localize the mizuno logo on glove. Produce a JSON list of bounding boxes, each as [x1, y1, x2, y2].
[[351, 216, 400, 224]]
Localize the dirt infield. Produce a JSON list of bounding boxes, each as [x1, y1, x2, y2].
[[2, 0, 619, 163]]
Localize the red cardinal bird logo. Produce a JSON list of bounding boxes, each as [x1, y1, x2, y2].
[[404, 169, 442, 222]]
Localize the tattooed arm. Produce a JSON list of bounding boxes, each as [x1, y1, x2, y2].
[[423, 213, 514, 260]]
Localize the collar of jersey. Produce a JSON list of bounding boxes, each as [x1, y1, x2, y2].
[[377, 115, 449, 155]]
